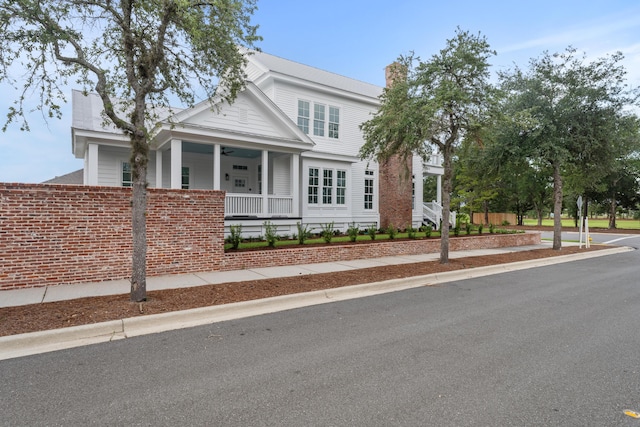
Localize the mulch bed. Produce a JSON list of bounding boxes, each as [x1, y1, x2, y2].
[[0, 245, 607, 337]]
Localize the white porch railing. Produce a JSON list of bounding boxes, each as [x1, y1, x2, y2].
[[423, 201, 456, 230], [268, 196, 293, 215], [425, 153, 443, 167], [225, 194, 294, 216], [225, 194, 262, 216]]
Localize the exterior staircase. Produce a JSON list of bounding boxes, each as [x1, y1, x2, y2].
[[423, 201, 456, 230]]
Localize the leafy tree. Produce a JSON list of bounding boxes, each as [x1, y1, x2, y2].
[[584, 114, 640, 228], [360, 28, 496, 263], [0, 0, 260, 301], [423, 175, 438, 204], [454, 136, 500, 225], [498, 48, 637, 249]]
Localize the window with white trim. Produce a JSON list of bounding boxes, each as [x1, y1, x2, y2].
[[297, 100, 340, 139], [314, 103, 325, 137], [308, 168, 319, 204], [364, 170, 374, 210], [412, 176, 415, 209], [322, 169, 332, 204], [122, 162, 132, 187], [308, 167, 347, 206], [297, 100, 310, 134], [329, 106, 340, 139], [181, 166, 190, 189], [336, 170, 346, 205]]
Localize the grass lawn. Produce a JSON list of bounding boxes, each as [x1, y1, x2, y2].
[[225, 225, 526, 250], [522, 218, 640, 230]]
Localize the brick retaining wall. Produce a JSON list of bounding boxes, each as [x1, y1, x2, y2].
[[0, 183, 539, 291], [222, 232, 541, 271], [0, 184, 225, 290]]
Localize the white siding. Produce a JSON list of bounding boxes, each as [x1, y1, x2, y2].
[[96, 145, 157, 187], [349, 160, 379, 228], [182, 91, 284, 139], [270, 82, 375, 157], [301, 158, 354, 231], [182, 152, 214, 189], [271, 154, 291, 195]]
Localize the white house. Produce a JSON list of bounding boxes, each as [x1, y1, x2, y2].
[[71, 51, 447, 236]]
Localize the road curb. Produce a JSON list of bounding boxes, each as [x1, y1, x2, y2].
[[0, 246, 632, 361]]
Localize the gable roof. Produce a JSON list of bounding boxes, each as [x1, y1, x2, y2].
[[43, 169, 84, 185], [247, 51, 383, 101], [151, 81, 314, 152]]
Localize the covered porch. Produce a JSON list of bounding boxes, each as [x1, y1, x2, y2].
[[153, 139, 302, 218]]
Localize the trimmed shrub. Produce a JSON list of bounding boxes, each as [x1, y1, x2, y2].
[[263, 221, 279, 248], [347, 222, 359, 242], [320, 221, 335, 243], [227, 224, 243, 250], [367, 224, 377, 240], [296, 222, 311, 245], [387, 224, 397, 240]]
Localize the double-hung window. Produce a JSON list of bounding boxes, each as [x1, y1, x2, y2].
[[322, 169, 333, 204], [314, 103, 325, 137], [308, 168, 319, 204], [122, 162, 132, 187], [297, 100, 310, 134], [336, 170, 346, 204], [308, 168, 347, 206], [181, 166, 190, 189], [297, 100, 340, 140], [364, 170, 374, 210], [329, 106, 340, 139]]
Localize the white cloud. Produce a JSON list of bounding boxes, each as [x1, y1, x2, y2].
[[498, 12, 640, 55]]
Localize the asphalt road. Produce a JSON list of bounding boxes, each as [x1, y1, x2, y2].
[[1, 249, 639, 426], [541, 230, 640, 247]]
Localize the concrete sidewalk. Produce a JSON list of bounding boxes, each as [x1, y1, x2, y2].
[[3, 242, 556, 308], [0, 242, 633, 361]]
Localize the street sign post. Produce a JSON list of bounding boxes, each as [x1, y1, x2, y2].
[[577, 196, 584, 248]]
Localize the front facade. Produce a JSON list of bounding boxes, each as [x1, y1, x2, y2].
[[72, 51, 445, 235]]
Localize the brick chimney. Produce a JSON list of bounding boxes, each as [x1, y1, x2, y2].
[[378, 63, 413, 232]]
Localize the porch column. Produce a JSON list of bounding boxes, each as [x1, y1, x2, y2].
[[170, 139, 182, 189], [291, 153, 300, 216], [213, 144, 221, 190], [261, 150, 269, 216], [155, 149, 163, 188], [85, 143, 99, 185], [436, 175, 442, 205]]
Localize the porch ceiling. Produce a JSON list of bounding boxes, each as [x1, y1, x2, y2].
[[182, 142, 260, 159]]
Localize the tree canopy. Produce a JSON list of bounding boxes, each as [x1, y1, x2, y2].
[[497, 48, 638, 248], [360, 28, 497, 263], [0, 0, 261, 301]]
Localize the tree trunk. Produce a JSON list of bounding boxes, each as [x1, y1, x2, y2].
[[609, 192, 617, 229], [534, 203, 543, 226], [483, 200, 489, 225], [440, 145, 453, 264], [552, 162, 563, 250], [130, 134, 148, 302]]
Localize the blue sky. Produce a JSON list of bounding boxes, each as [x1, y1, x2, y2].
[[1, 0, 640, 183]]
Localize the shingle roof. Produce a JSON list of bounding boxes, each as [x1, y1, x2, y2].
[[43, 169, 84, 185], [249, 51, 383, 99]]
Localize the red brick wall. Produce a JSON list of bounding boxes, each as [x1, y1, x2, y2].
[[223, 232, 540, 271], [0, 183, 539, 291], [0, 184, 225, 290], [378, 155, 413, 231]]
